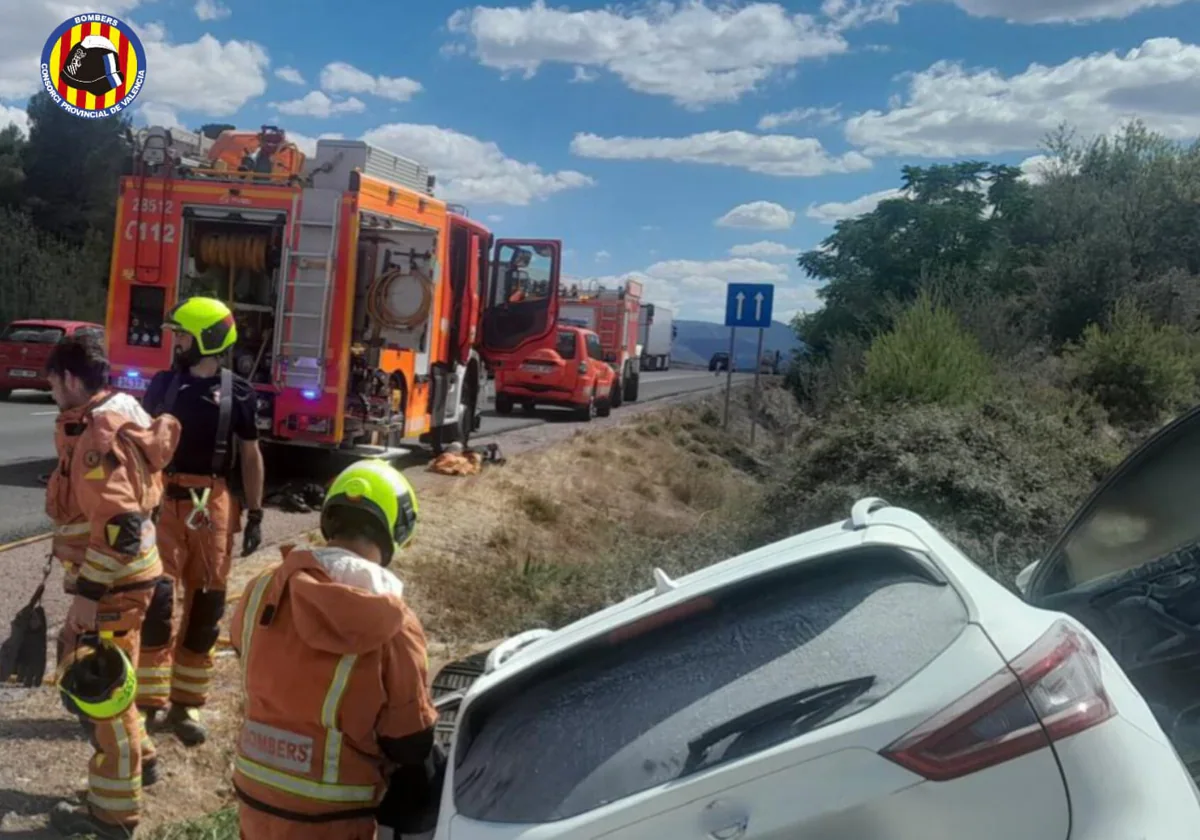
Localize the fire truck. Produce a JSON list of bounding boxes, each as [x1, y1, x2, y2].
[[104, 124, 564, 454], [552, 278, 643, 404]]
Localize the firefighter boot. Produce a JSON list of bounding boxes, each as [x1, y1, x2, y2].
[[49, 802, 134, 839], [165, 703, 207, 746]]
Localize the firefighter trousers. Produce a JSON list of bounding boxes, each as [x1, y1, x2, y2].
[[137, 475, 240, 710], [238, 806, 378, 840], [58, 587, 155, 829]]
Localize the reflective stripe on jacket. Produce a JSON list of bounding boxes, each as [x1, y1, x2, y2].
[[46, 391, 180, 600], [229, 546, 438, 821]]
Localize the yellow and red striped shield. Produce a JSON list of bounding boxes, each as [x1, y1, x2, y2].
[[40, 13, 147, 118]]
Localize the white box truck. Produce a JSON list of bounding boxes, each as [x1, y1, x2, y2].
[[638, 303, 674, 371]]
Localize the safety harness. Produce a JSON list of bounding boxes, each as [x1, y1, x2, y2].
[[159, 368, 234, 530]]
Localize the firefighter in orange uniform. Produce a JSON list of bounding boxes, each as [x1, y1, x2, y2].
[[42, 334, 180, 838], [137, 296, 265, 747], [230, 459, 443, 839]]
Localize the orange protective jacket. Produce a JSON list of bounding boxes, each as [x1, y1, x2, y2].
[[46, 390, 181, 601], [230, 546, 438, 822]]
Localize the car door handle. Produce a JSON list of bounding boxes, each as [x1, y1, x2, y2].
[[709, 816, 748, 840]]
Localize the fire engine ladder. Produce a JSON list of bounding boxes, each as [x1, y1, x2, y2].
[[274, 188, 341, 393], [597, 302, 622, 362]]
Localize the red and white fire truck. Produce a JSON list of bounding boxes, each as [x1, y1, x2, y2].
[[104, 124, 565, 454]]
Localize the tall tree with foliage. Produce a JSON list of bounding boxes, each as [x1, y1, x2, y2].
[[21, 91, 132, 246], [795, 161, 1033, 352]]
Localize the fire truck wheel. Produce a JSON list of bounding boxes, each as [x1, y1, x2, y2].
[[495, 393, 514, 415], [610, 379, 623, 409]]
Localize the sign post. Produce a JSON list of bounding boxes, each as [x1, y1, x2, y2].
[[723, 282, 775, 435]]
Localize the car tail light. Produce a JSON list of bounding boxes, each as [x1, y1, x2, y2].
[[881, 620, 1114, 781]]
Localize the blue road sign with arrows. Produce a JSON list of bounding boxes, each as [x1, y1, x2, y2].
[[724, 283, 774, 329]]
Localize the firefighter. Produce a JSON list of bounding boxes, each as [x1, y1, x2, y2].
[[42, 334, 180, 838], [230, 459, 443, 840], [137, 296, 265, 747]]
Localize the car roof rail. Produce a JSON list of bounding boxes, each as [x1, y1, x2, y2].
[[484, 628, 553, 675], [653, 567, 678, 595], [850, 497, 890, 530]]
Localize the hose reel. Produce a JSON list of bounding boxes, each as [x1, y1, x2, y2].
[[366, 248, 434, 332], [193, 231, 272, 272]]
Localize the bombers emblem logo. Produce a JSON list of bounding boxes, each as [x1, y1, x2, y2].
[[40, 13, 147, 119]]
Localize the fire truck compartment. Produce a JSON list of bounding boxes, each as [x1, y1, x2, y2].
[[177, 212, 285, 386], [352, 227, 438, 354]]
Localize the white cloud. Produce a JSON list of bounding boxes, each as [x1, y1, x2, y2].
[[446, 1, 848, 109], [0, 102, 28, 135], [141, 34, 270, 117], [0, 2, 268, 120], [275, 66, 305, 85], [589, 257, 817, 322], [271, 90, 366, 118], [595, 250, 611, 262], [362, 122, 594, 206], [806, 187, 905, 223], [1017, 153, 1073, 184], [137, 101, 180, 128], [570, 66, 597, 83], [757, 105, 843, 131], [728, 240, 799, 259], [947, 0, 1189, 23], [845, 37, 1200, 157], [571, 130, 871, 177], [487, 214, 504, 222], [194, 0, 231, 21], [320, 61, 422, 102], [716, 201, 796, 230], [288, 131, 344, 158], [821, 0, 905, 28]]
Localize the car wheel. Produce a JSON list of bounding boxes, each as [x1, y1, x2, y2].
[[0, 389, 10, 401], [495, 393, 514, 415], [597, 395, 612, 417], [575, 390, 595, 422]]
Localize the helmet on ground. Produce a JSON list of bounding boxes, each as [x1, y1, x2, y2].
[[165, 297, 237, 356], [321, 459, 419, 563], [58, 633, 137, 720]]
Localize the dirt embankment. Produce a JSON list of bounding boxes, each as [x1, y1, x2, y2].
[[0, 385, 788, 838]]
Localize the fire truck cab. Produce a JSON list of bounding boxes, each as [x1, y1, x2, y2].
[[105, 124, 562, 454]]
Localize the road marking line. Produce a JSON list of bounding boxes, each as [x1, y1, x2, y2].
[[30, 410, 57, 416]]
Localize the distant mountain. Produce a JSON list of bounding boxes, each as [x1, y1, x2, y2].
[[672, 319, 804, 368]]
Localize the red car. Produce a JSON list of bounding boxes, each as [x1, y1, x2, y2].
[[495, 326, 617, 421], [0, 319, 105, 399]]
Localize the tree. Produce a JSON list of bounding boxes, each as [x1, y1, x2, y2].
[[20, 91, 132, 246], [0, 124, 25, 210]]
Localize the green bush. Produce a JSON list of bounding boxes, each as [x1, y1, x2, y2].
[[1064, 298, 1197, 426], [759, 394, 1121, 585], [859, 292, 992, 407], [0, 207, 107, 326]]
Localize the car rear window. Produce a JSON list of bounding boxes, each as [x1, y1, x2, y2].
[[452, 546, 968, 823], [1, 324, 65, 343], [556, 330, 576, 359]]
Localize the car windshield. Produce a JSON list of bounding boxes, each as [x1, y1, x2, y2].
[[1, 324, 65, 343], [452, 546, 967, 823]]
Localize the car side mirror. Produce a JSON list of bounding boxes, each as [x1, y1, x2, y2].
[[1015, 560, 1039, 597]]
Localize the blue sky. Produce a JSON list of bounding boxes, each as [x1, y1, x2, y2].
[[3, 0, 1200, 322]]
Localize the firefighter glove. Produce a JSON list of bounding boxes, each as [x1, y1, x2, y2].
[[242, 509, 264, 557]]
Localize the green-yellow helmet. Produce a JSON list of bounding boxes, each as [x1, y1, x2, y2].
[[321, 459, 419, 562], [57, 633, 137, 720], [165, 296, 237, 356]]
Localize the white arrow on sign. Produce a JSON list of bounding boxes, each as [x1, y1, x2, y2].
[[735, 291, 745, 320], [754, 292, 764, 321]]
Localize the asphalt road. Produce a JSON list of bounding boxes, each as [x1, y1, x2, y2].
[[0, 369, 748, 545]]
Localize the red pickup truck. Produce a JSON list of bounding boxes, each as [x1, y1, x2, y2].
[[0, 319, 105, 399]]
